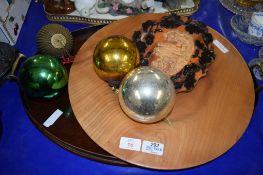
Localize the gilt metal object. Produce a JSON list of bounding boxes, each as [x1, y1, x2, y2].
[[93, 35, 139, 81]]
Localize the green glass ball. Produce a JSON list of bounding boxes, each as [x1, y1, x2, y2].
[[18, 54, 68, 99]]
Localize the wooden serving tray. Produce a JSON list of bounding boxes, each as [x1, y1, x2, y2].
[[45, 0, 200, 25], [69, 13, 255, 170], [21, 25, 129, 166]]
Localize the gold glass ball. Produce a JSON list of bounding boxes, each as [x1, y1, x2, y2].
[[93, 35, 139, 81]]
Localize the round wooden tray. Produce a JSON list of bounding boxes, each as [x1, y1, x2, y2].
[[69, 14, 255, 170], [21, 25, 129, 166]]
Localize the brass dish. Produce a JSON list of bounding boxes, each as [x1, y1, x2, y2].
[[235, 0, 263, 7], [219, 0, 263, 16]]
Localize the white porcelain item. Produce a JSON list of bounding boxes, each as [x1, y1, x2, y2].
[[70, 0, 97, 17], [248, 12, 263, 37]]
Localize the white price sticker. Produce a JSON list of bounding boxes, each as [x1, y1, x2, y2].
[[119, 137, 142, 151], [43, 109, 63, 127], [213, 40, 229, 54], [142, 140, 164, 156]]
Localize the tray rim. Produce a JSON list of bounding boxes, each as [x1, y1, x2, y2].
[[21, 93, 130, 166], [19, 25, 131, 166]]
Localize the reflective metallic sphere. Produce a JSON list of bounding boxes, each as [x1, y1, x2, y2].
[[93, 35, 139, 81], [119, 66, 176, 123], [18, 55, 68, 99]]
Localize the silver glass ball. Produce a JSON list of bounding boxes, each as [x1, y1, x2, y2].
[[118, 66, 176, 124]]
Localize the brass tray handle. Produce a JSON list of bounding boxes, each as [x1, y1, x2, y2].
[[6, 53, 26, 81]]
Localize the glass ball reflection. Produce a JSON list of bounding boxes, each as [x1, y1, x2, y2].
[[18, 55, 68, 99], [119, 66, 176, 124], [93, 35, 139, 81]]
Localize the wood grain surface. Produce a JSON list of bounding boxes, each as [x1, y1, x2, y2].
[[68, 13, 255, 170]]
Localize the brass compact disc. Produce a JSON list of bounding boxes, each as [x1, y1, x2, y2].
[[37, 24, 73, 57]]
